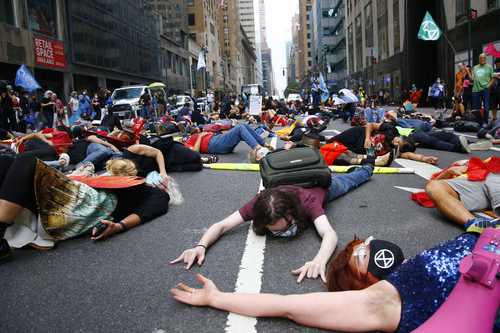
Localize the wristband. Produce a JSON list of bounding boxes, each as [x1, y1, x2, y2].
[[118, 221, 128, 232], [196, 244, 207, 250]]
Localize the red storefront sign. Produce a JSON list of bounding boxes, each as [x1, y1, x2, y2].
[[33, 37, 66, 69]]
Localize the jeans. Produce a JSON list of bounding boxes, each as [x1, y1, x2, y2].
[[364, 108, 385, 123], [472, 88, 490, 125], [410, 131, 462, 152], [79, 143, 113, 169], [397, 119, 432, 132], [208, 124, 265, 154], [326, 165, 373, 202]]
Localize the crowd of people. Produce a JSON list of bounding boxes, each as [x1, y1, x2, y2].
[[1, 57, 499, 332]]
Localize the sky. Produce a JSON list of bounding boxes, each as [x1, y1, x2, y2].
[[263, 0, 299, 96]]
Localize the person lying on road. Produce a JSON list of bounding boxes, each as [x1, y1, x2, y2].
[[171, 164, 374, 283]]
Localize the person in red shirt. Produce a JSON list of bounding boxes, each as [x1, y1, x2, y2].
[[185, 124, 274, 157], [171, 164, 374, 283]]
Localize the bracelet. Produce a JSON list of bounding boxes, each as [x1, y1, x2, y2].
[[118, 221, 128, 232], [195, 244, 207, 250]]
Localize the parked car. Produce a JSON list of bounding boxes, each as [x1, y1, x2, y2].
[[111, 85, 151, 119]]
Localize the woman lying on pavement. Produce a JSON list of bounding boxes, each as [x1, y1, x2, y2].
[[331, 122, 441, 165], [185, 123, 274, 158], [0, 154, 169, 264], [172, 232, 487, 332], [171, 164, 374, 283]]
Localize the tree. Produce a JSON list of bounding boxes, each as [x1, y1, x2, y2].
[[284, 80, 300, 97]]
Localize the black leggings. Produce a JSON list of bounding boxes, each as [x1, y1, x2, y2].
[[152, 139, 202, 172], [0, 154, 37, 213]]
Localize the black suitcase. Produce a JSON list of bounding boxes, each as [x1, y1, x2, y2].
[[260, 147, 332, 188]]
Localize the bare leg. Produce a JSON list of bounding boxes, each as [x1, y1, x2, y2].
[[425, 180, 475, 226], [0, 200, 24, 223]]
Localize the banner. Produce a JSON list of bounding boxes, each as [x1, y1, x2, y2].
[[15, 65, 41, 92], [34, 37, 66, 69], [417, 11, 442, 41], [196, 51, 206, 70], [249, 95, 262, 116]]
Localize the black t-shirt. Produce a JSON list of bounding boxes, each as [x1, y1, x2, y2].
[[41, 97, 54, 114], [494, 67, 500, 94], [0, 95, 13, 111], [333, 123, 398, 154], [122, 150, 158, 177], [111, 184, 169, 222], [101, 114, 123, 132], [67, 139, 91, 165]]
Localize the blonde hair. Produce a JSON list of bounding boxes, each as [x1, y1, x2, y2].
[[106, 159, 138, 176]]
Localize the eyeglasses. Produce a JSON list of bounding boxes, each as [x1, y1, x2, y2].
[[270, 220, 297, 238]]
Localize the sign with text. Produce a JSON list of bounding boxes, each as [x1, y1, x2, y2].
[[34, 37, 66, 69], [249, 95, 262, 116]]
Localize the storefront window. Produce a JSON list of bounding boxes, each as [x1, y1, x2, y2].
[[27, 0, 58, 38], [0, 0, 15, 25]]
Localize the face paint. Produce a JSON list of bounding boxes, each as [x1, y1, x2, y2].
[[367, 239, 405, 279], [270, 222, 298, 238]]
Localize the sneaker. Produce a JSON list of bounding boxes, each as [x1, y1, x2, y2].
[[469, 140, 493, 151], [69, 162, 95, 177], [0, 239, 12, 264], [458, 135, 471, 154], [465, 217, 499, 235]]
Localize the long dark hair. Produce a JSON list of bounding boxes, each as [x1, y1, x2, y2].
[[251, 187, 308, 236]]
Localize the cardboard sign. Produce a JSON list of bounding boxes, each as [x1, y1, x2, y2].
[[249, 95, 262, 116], [34, 37, 66, 69]]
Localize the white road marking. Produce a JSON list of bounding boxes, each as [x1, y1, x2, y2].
[[394, 186, 424, 193], [394, 159, 442, 180], [225, 136, 277, 333]]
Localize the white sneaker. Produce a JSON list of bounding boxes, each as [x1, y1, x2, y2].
[[458, 136, 471, 154], [469, 140, 493, 151]]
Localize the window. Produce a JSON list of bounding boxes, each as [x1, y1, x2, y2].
[[27, 0, 58, 37], [488, 0, 500, 9], [0, 0, 14, 25], [348, 24, 354, 73], [376, 0, 388, 61], [355, 14, 363, 71], [187, 0, 194, 6], [393, 0, 400, 52], [456, 0, 466, 19], [188, 13, 195, 26], [364, 2, 373, 48]]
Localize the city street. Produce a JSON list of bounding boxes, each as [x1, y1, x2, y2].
[[1, 118, 497, 333]]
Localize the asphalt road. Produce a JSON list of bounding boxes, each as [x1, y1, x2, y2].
[[1, 118, 498, 333]]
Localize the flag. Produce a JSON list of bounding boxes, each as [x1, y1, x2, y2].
[[196, 51, 206, 70], [319, 73, 330, 102], [15, 64, 41, 92], [418, 11, 442, 41]]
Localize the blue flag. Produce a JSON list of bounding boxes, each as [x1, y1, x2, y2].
[[15, 65, 41, 92], [319, 73, 330, 102]]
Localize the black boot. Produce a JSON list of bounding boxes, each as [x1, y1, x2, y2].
[[0, 223, 13, 264]]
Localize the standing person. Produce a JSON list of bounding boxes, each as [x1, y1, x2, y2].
[[67, 91, 79, 118], [490, 58, 500, 123], [378, 89, 384, 105], [1, 87, 17, 131], [91, 93, 101, 120], [29, 95, 42, 130], [40, 90, 55, 128], [429, 78, 444, 110], [472, 53, 495, 126], [52, 93, 66, 127], [207, 90, 214, 113], [462, 65, 473, 114], [454, 63, 467, 98], [139, 91, 151, 119]]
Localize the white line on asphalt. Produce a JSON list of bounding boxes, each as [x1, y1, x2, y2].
[[394, 186, 424, 193], [225, 136, 277, 333], [394, 159, 442, 180]]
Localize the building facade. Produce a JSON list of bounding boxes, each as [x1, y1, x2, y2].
[[0, 0, 162, 100], [239, 0, 262, 85], [148, 0, 191, 94], [345, 0, 405, 99], [262, 47, 275, 96], [318, 0, 347, 90], [186, 0, 222, 91]]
